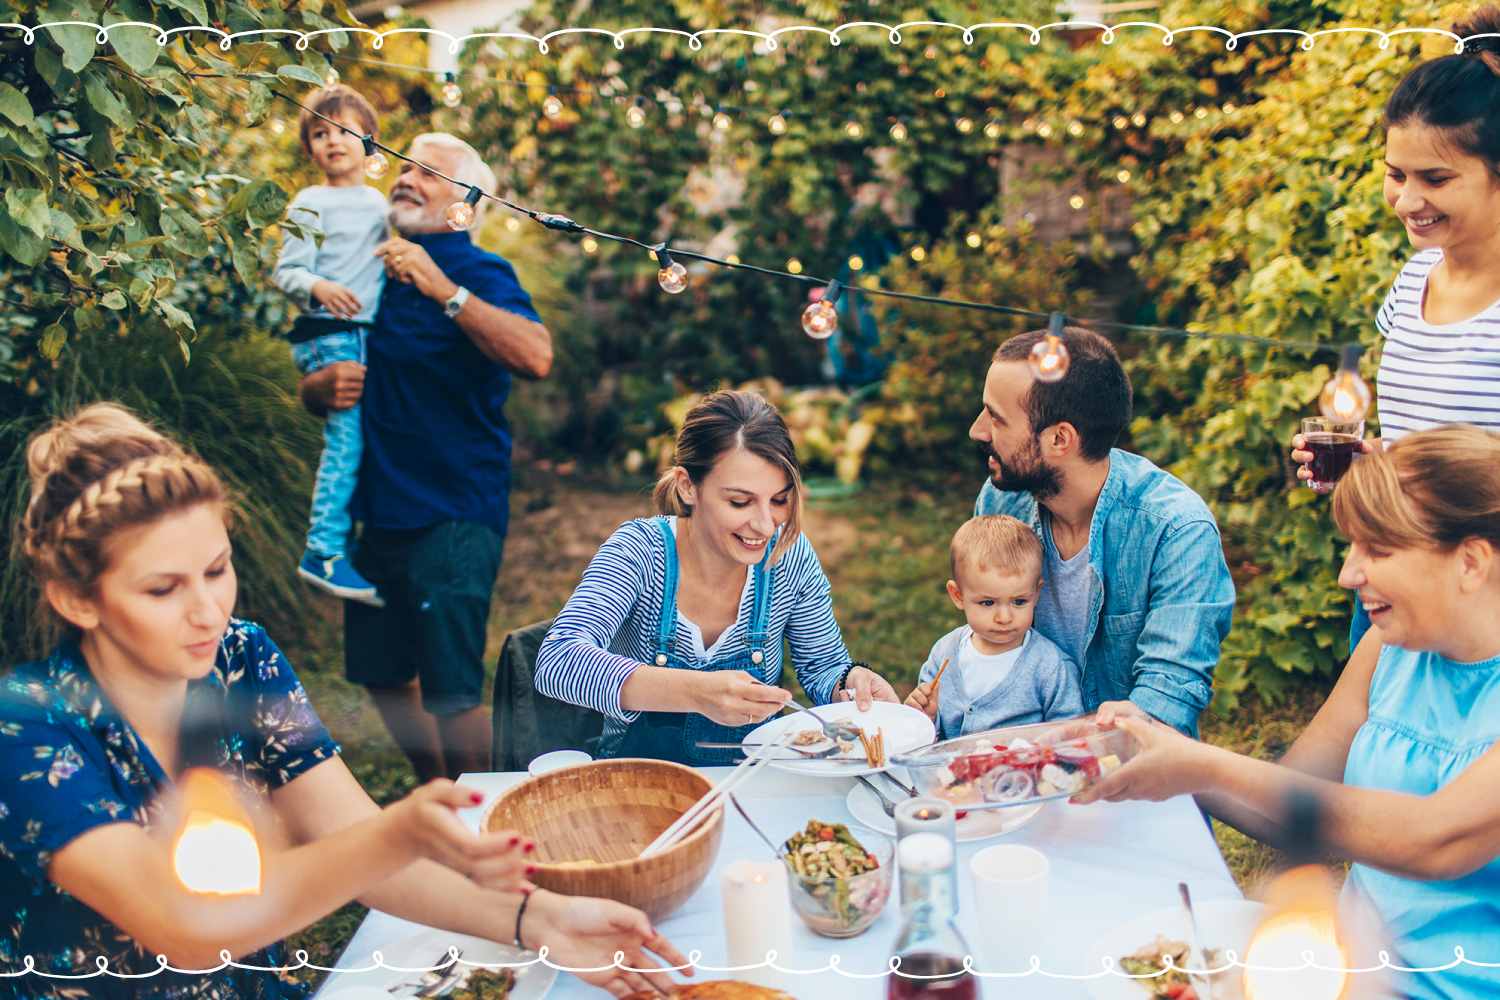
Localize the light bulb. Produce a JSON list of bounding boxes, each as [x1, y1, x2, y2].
[[362, 137, 388, 179], [269, 118, 286, 135], [505, 217, 520, 232], [966, 232, 982, 248], [1113, 115, 1128, 129], [1170, 110, 1184, 124], [725, 254, 740, 265], [1132, 112, 1147, 127], [802, 280, 843, 340], [1223, 102, 1236, 114], [325, 68, 340, 86], [924, 44, 938, 58], [910, 246, 926, 262], [582, 237, 598, 253], [441, 80, 463, 108], [542, 94, 563, 119], [1068, 120, 1083, 136], [844, 119, 863, 138], [889, 120, 907, 141], [848, 255, 864, 270], [1070, 195, 1084, 210], [445, 186, 483, 232], [1195, 106, 1208, 119], [1029, 334, 1070, 382], [713, 110, 732, 131], [1117, 169, 1131, 183], [768, 113, 787, 134], [658, 261, 688, 293], [1037, 122, 1054, 138], [1320, 345, 1371, 421], [786, 257, 802, 274], [984, 121, 1002, 138], [627, 102, 647, 128], [802, 299, 838, 339], [955, 117, 974, 134], [445, 201, 475, 231]]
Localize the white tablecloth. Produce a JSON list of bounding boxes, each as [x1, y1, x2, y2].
[[319, 768, 1239, 999]]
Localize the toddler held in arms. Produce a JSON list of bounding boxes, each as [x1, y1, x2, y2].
[[906, 515, 1083, 738]]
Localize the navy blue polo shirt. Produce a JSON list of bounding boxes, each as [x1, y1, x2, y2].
[[354, 231, 541, 537]]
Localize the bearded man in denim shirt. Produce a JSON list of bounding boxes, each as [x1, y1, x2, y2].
[[971, 325, 1234, 735]]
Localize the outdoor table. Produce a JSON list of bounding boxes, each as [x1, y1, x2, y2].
[[319, 767, 1240, 999]]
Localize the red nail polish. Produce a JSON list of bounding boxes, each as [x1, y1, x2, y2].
[[470, 792, 484, 805], [520, 886, 533, 896], [509, 836, 521, 846], [523, 842, 535, 853], [525, 865, 536, 876]]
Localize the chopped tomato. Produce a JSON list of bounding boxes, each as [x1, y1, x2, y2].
[[954, 811, 968, 820], [818, 826, 836, 841]]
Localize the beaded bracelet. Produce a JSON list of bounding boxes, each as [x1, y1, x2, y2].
[[836, 662, 868, 698]]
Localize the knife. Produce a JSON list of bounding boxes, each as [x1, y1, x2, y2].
[[1177, 882, 1211, 990]]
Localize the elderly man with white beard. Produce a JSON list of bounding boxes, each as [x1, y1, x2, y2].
[[299, 133, 552, 783]]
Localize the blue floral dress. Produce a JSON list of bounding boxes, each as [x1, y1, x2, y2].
[[0, 619, 340, 999]]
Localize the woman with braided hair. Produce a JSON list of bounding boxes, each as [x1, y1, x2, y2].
[[1292, 6, 1500, 649], [0, 404, 689, 999]]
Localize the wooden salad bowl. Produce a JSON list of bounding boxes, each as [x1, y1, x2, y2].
[[481, 758, 724, 922]]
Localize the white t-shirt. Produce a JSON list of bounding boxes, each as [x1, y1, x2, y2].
[[958, 628, 1030, 701], [1375, 249, 1500, 441], [670, 517, 753, 661]]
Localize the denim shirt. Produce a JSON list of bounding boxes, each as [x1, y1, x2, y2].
[[917, 626, 1084, 739], [975, 449, 1235, 734]]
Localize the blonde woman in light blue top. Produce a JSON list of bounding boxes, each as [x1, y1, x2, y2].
[[1076, 424, 1500, 1000]]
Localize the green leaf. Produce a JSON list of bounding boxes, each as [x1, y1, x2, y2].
[[246, 181, 289, 230], [83, 69, 134, 130], [100, 289, 128, 310], [162, 207, 211, 258], [39, 16, 96, 73], [73, 304, 104, 334], [159, 300, 196, 334], [0, 212, 48, 265], [33, 45, 76, 99], [157, 0, 210, 27], [104, 18, 159, 74], [276, 64, 327, 87], [6, 189, 49, 239], [247, 83, 272, 125], [39, 324, 68, 360], [0, 83, 32, 126], [219, 224, 261, 283]]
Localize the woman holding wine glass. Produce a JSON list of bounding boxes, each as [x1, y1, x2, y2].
[[1291, 6, 1500, 648]]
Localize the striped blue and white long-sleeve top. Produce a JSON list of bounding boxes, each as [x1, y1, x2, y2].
[[535, 517, 852, 745], [1376, 249, 1500, 441]]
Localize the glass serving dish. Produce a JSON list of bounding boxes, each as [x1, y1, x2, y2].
[[781, 822, 895, 938], [890, 716, 1139, 811]]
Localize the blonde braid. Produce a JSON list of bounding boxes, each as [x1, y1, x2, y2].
[[18, 403, 229, 607]]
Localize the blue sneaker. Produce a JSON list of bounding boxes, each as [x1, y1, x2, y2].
[[298, 550, 379, 602]]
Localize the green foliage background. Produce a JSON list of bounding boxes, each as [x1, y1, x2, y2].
[[1, 0, 1459, 706]]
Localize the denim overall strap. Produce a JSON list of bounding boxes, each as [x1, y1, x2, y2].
[[612, 518, 778, 765]]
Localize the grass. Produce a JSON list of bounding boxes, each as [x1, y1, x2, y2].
[[288, 474, 1330, 986]]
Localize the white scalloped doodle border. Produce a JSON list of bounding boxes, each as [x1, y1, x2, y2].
[[2, 945, 1498, 982], [2, 18, 1500, 55]]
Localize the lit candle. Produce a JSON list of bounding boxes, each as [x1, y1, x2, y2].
[[171, 768, 262, 895], [894, 797, 956, 845], [721, 859, 793, 989]]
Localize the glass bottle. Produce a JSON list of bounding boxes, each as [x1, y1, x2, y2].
[[886, 833, 977, 1000]]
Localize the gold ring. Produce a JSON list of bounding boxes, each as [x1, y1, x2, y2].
[[394, 254, 405, 265]]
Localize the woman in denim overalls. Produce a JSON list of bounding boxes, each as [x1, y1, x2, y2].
[[536, 391, 900, 765]]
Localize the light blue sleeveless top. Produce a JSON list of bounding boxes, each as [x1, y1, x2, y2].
[[1342, 643, 1500, 1000]]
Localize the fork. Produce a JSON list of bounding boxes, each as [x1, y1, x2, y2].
[[696, 741, 844, 760], [778, 703, 865, 743], [855, 774, 899, 817]]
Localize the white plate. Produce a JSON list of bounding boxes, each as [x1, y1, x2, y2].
[[322, 928, 558, 1000], [745, 702, 936, 776], [1079, 898, 1268, 1000], [845, 780, 1045, 841]]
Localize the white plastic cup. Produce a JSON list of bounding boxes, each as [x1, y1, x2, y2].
[[969, 844, 1049, 972], [527, 749, 592, 777]]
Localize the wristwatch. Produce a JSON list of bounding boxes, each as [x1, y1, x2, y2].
[[443, 285, 470, 319]]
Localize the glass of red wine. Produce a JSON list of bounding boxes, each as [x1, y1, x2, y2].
[[1300, 416, 1365, 494]]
